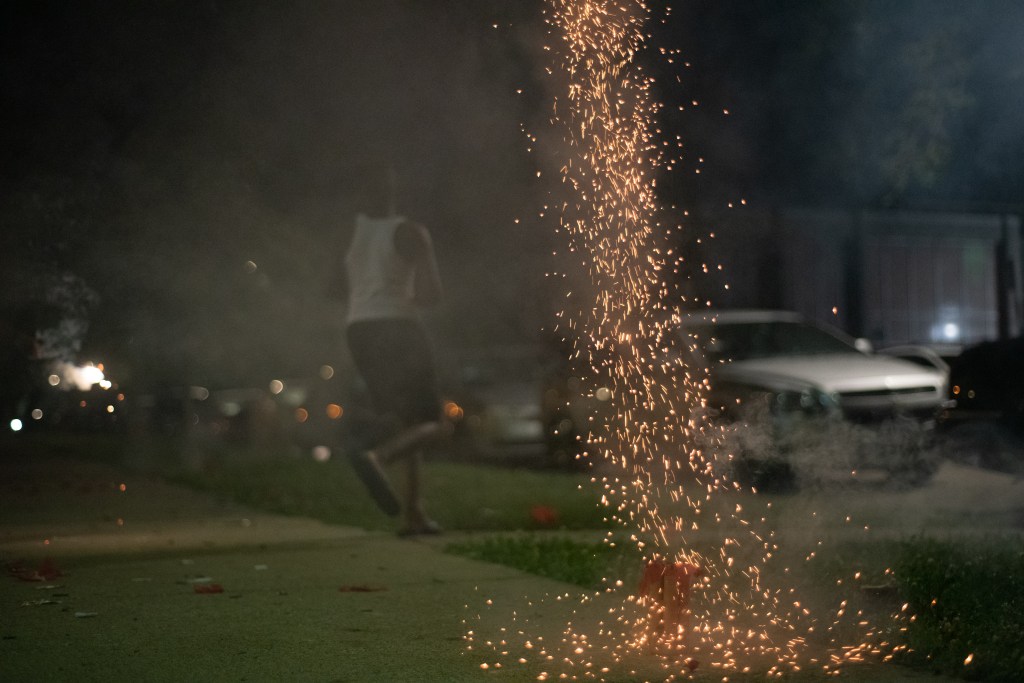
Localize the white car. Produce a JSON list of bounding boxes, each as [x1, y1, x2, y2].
[[544, 310, 949, 479], [680, 310, 949, 424], [677, 310, 951, 488]]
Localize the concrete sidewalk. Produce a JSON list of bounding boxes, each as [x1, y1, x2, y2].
[[0, 453, 580, 682]]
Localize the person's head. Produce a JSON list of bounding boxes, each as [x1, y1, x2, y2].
[[353, 163, 397, 218]]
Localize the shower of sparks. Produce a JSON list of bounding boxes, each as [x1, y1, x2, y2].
[[468, 1, 905, 679]]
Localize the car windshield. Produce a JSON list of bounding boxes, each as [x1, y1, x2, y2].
[[688, 321, 858, 363]]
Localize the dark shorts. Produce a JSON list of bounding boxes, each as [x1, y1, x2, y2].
[[346, 318, 441, 426]]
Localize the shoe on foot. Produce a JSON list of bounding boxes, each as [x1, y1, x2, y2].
[[397, 519, 443, 537], [347, 450, 401, 516]]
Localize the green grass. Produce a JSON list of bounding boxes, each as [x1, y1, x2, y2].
[[452, 533, 1024, 683], [893, 538, 1024, 682], [445, 534, 641, 589], [155, 441, 609, 533]]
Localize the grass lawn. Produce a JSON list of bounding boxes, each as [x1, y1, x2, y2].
[[446, 533, 642, 589], [151, 439, 609, 533], [894, 538, 1024, 682], [446, 533, 1024, 682], [28, 434, 1022, 681]]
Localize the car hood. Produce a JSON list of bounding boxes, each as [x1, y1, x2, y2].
[[716, 353, 945, 393]]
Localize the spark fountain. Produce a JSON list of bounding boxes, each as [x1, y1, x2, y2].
[[466, 2, 907, 680]]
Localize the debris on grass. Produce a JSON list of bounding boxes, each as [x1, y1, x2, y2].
[[7, 558, 64, 582], [193, 583, 224, 594], [21, 598, 61, 607], [338, 584, 386, 592], [185, 576, 214, 584], [529, 504, 560, 527]]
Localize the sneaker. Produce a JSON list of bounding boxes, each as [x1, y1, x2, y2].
[[397, 518, 443, 537]]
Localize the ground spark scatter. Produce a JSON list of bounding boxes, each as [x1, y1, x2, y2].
[[466, 2, 903, 679]]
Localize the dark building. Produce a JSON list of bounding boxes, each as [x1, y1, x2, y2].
[[708, 207, 1024, 348]]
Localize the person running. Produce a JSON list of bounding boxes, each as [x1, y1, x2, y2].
[[333, 167, 444, 536]]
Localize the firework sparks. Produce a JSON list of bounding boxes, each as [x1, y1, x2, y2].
[[468, 2, 906, 679]]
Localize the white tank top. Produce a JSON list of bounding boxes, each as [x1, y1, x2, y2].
[[345, 214, 418, 323]]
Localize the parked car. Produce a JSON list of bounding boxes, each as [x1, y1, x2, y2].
[[546, 310, 951, 484], [876, 343, 958, 377], [946, 336, 1024, 427], [445, 345, 554, 464], [679, 310, 951, 488], [936, 336, 1024, 473], [682, 310, 950, 424]]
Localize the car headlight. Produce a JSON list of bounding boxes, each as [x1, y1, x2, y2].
[[772, 388, 838, 416]]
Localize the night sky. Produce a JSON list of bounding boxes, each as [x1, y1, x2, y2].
[[4, 0, 1023, 390]]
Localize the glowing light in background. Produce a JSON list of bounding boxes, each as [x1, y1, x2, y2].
[[269, 379, 284, 395], [326, 403, 344, 420], [80, 365, 103, 385], [9, 419, 23, 432], [56, 362, 106, 390], [319, 364, 335, 380], [443, 400, 464, 421]]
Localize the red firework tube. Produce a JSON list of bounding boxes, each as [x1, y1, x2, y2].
[[639, 559, 703, 640]]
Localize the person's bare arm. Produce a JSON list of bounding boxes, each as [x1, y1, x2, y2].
[[395, 221, 442, 307]]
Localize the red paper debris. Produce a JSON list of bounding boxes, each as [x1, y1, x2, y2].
[[639, 560, 703, 646], [7, 558, 63, 582], [529, 504, 560, 527], [338, 584, 386, 592], [193, 583, 224, 594]]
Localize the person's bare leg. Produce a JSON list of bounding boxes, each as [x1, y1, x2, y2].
[[375, 421, 443, 465], [399, 450, 441, 535], [347, 449, 401, 516]]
